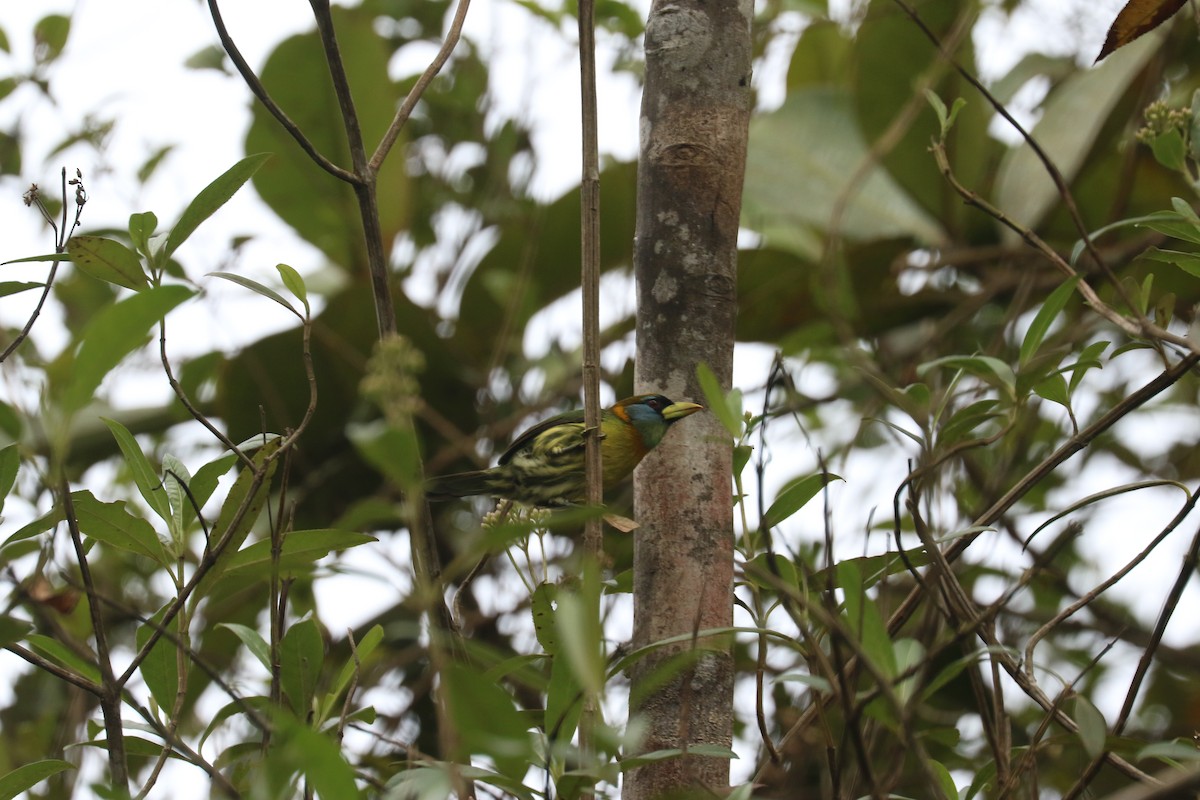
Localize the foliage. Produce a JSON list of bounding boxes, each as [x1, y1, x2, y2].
[[1, 0, 1200, 798]]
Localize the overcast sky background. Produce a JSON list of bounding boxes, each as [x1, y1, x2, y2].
[[5, 0, 1192, 796]]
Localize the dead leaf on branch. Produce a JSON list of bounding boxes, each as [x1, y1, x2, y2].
[[1096, 0, 1187, 62]]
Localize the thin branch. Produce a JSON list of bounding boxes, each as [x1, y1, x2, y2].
[[206, 0, 358, 184], [369, 0, 472, 172]]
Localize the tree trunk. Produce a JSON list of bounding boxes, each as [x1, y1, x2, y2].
[[627, 0, 752, 795]]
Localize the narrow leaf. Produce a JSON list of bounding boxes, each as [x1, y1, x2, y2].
[[761, 472, 841, 530], [207, 271, 299, 317], [0, 760, 75, 800], [164, 153, 271, 259], [1020, 276, 1081, 365], [0, 281, 44, 298], [0, 444, 18, 516], [218, 622, 272, 671], [696, 362, 741, 438], [280, 616, 324, 715], [101, 418, 173, 531], [276, 263, 309, 315]]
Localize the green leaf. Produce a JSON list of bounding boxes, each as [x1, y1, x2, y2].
[[128, 211, 158, 260], [70, 490, 169, 565], [182, 451, 239, 532], [27, 633, 100, 684], [0, 615, 32, 649], [0, 281, 44, 298], [443, 662, 533, 782], [33, 14, 70, 64], [929, 759, 958, 800], [207, 271, 300, 318], [696, 362, 741, 438], [281, 616, 324, 715], [61, 284, 193, 413], [1149, 128, 1188, 171], [743, 88, 944, 250], [101, 418, 173, 532], [743, 553, 799, 592], [0, 444, 18, 516], [318, 624, 383, 724], [531, 582, 558, 654], [275, 714, 362, 800], [837, 560, 896, 678], [162, 453, 189, 549], [1, 252, 72, 266], [195, 440, 280, 595], [1019, 276, 1081, 365], [218, 622, 272, 671], [545, 650, 584, 744], [163, 153, 271, 260], [918, 354, 1016, 400], [761, 472, 841, 530], [136, 606, 179, 712], [555, 578, 604, 697], [0, 759, 75, 800], [219, 529, 376, 583], [1072, 695, 1107, 758], [1141, 246, 1200, 278], [1033, 373, 1070, 407], [995, 36, 1157, 236], [276, 263, 310, 316], [67, 235, 148, 291], [925, 90, 965, 138]]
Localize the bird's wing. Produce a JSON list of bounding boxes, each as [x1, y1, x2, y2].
[[497, 408, 587, 465]]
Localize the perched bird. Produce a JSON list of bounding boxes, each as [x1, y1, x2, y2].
[[427, 394, 703, 507]]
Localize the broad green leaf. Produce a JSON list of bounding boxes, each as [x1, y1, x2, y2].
[[181, 451, 239, 531], [101, 418, 173, 531], [276, 263, 309, 316], [70, 490, 169, 565], [128, 211, 158, 260], [0, 759, 74, 800], [1149, 128, 1188, 171], [66, 235, 148, 291], [218, 529, 376, 583], [281, 616, 324, 715], [995, 35, 1157, 237], [743, 88, 944, 250], [1072, 695, 1107, 758], [1033, 373, 1070, 407], [1019, 276, 1081, 365], [61, 284, 193, 413], [0, 615, 32, 648], [836, 560, 896, 678], [218, 622, 272, 672], [929, 759, 958, 800], [443, 662, 533, 782], [3, 507, 63, 546], [892, 637, 925, 703], [33, 14, 70, 64], [274, 714, 361, 800], [761, 472, 841, 530], [0, 444, 17, 515], [207, 271, 299, 317], [164, 153, 271, 260], [136, 606, 179, 712]]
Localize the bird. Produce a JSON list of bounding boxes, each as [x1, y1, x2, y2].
[[426, 394, 703, 507]]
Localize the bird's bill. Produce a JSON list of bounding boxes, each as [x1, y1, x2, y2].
[[662, 401, 703, 421]]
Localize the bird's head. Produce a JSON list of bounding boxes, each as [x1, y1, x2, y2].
[[611, 394, 703, 450]]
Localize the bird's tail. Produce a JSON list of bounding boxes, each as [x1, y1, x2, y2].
[[425, 469, 507, 501]]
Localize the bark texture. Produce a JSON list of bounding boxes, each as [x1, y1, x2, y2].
[[627, 0, 752, 795]]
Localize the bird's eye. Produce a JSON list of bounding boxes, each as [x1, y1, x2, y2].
[[645, 397, 663, 410]]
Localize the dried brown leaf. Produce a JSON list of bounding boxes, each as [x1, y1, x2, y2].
[[1096, 0, 1186, 62]]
